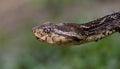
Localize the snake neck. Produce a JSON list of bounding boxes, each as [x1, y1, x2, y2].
[[81, 12, 120, 41]]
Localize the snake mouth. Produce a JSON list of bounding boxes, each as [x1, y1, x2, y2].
[[35, 36, 39, 40], [35, 36, 46, 42]]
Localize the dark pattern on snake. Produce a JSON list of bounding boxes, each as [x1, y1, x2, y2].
[[32, 11, 120, 46]]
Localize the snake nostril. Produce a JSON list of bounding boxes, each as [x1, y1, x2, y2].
[[32, 29, 36, 33]]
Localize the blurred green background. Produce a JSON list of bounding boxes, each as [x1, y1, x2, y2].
[[0, 0, 120, 69]]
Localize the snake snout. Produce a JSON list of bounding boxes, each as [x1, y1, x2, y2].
[[32, 28, 37, 33], [32, 28, 40, 40]]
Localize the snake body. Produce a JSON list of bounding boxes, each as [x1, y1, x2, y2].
[[32, 12, 120, 46]]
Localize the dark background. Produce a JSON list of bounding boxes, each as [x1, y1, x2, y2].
[[0, 0, 120, 69]]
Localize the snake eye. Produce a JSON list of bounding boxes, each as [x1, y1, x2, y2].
[[43, 28, 51, 33]]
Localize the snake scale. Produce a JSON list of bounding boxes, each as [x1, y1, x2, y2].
[[32, 11, 120, 46]]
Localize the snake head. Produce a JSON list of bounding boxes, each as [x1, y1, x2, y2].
[[32, 22, 72, 46], [32, 22, 86, 46]]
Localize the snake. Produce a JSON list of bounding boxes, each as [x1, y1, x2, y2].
[[32, 11, 120, 46]]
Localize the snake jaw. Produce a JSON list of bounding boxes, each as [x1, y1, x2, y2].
[[33, 29, 66, 45]]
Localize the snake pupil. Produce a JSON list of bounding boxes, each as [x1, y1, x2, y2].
[[72, 37, 83, 42], [44, 28, 51, 33]]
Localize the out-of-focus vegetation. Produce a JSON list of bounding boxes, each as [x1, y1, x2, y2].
[[0, 0, 120, 69]]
